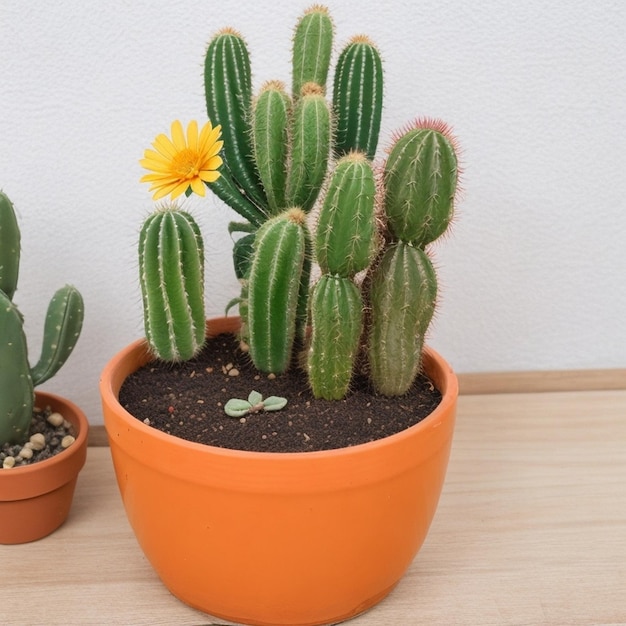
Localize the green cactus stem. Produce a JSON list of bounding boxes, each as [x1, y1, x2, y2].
[[285, 82, 331, 213], [204, 28, 266, 211], [31, 285, 85, 386], [292, 5, 334, 98], [367, 242, 437, 396], [308, 152, 375, 399], [139, 207, 206, 361], [208, 173, 267, 228], [247, 208, 308, 374], [0, 191, 84, 446], [384, 123, 458, 247], [252, 80, 291, 215], [333, 35, 384, 160], [315, 152, 376, 277], [0, 190, 20, 301], [308, 275, 363, 400], [0, 290, 34, 445]]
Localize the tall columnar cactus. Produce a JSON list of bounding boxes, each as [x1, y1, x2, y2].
[[333, 36, 383, 160], [368, 123, 458, 396], [140, 6, 461, 400], [204, 28, 267, 226], [247, 208, 308, 374], [139, 207, 206, 362], [0, 191, 84, 446], [252, 81, 291, 216], [284, 82, 332, 213], [308, 152, 376, 399], [203, 7, 341, 376], [292, 5, 333, 97]]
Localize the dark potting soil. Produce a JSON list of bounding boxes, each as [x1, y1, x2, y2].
[[118, 332, 442, 453], [0, 405, 76, 469]]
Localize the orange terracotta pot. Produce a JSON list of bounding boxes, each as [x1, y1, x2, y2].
[[99, 317, 457, 626], [0, 391, 89, 544]]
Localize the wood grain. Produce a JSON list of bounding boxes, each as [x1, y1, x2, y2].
[[458, 367, 626, 395], [2, 389, 625, 625]]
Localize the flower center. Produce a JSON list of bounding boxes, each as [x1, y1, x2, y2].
[[172, 148, 200, 180]]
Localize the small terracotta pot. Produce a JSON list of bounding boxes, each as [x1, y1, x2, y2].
[[0, 392, 89, 544], [100, 316, 457, 626]]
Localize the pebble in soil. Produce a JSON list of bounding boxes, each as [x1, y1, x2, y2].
[[0, 406, 76, 469]]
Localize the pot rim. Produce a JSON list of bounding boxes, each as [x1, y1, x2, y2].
[[0, 391, 89, 493], [100, 316, 458, 462]]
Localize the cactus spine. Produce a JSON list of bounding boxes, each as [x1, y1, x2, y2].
[[139, 207, 206, 361], [308, 152, 376, 399], [0, 191, 84, 446], [333, 36, 383, 160], [247, 208, 308, 374], [368, 122, 458, 395]]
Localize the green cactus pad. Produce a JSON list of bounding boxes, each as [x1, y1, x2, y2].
[[333, 36, 384, 160], [30, 285, 85, 386], [368, 242, 437, 396], [247, 208, 308, 373], [139, 208, 206, 361], [0, 190, 21, 301], [315, 152, 376, 277], [0, 290, 34, 445], [384, 125, 458, 247], [308, 275, 363, 400]]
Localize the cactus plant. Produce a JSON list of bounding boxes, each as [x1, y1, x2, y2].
[[139, 6, 460, 401], [139, 207, 206, 362], [333, 35, 383, 160], [368, 122, 458, 396], [308, 152, 376, 399], [0, 190, 84, 446]]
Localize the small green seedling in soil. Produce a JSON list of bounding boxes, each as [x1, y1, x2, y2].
[[224, 391, 288, 418]]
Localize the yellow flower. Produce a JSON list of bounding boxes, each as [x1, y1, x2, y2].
[[140, 120, 223, 200]]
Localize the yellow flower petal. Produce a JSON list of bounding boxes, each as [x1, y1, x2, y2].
[[170, 179, 191, 200], [189, 177, 206, 196], [199, 170, 221, 183], [153, 134, 177, 158], [203, 155, 223, 171], [204, 139, 224, 159], [187, 120, 199, 152], [170, 120, 186, 151], [199, 124, 222, 153]]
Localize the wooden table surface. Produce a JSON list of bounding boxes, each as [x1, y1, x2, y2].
[[2, 390, 626, 625]]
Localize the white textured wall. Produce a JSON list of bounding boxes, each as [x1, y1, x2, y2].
[[1, 0, 625, 423]]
